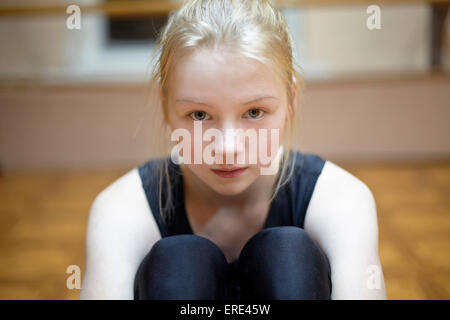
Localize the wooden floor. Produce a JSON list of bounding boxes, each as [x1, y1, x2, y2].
[[0, 161, 449, 300]]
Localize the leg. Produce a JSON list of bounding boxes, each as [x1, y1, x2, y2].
[[134, 234, 230, 300], [237, 226, 332, 300]]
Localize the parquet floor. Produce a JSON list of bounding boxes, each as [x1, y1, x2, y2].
[[0, 161, 448, 299]]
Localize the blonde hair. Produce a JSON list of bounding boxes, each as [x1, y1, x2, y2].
[[148, 0, 304, 224]]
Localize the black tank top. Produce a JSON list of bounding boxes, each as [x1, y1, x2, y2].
[[137, 149, 326, 238]]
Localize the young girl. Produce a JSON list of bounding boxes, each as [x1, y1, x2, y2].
[[79, 0, 386, 300]]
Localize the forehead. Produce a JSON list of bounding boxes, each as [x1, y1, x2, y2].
[[167, 48, 284, 102]]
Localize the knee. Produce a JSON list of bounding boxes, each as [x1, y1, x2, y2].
[[141, 234, 228, 270], [134, 234, 230, 299], [238, 226, 332, 299], [240, 226, 323, 259], [151, 234, 224, 257], [242, 226, 330, 271]]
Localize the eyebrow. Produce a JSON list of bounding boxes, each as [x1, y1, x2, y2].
[[175, 95, 278, 107]]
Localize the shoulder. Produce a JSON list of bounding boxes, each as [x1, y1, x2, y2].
[[304, 159, 377, 238], [319, 159, 372, 194], [94, 167, 140, 206], [308, 159, 376, 216], [286, 150, 372, 212], [89, 167, 157, 233], [88, 165, 163, 249], [80, 167, 161, 299]]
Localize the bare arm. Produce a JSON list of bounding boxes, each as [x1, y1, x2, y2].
[[304, 161, 387, 299], [79, 169, 161, 299]]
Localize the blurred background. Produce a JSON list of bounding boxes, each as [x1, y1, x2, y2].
[[0, 0, 449, 299]]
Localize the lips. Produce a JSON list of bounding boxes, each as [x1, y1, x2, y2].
[[211, 166, 247, 171], [211, 167, 248, 178]]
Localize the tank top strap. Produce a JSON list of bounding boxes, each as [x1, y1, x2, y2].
[[285, 149, 326, 228], [138, 155, 191, 237]]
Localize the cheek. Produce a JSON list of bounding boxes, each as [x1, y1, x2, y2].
[[256, 113, 286, 157]]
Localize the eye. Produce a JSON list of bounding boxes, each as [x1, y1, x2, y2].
[[244, 108, 265, 119], [189, 111, 211, 121]]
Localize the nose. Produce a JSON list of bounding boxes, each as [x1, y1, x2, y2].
[[215, 123, 245, 165]]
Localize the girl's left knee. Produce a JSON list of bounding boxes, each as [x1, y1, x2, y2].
[[237, 226, 332, 299], [240, 226, 323, 257], [249, 226, 330, 271]]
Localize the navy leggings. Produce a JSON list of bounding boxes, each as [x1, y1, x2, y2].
[[134, 226, 332, 300]]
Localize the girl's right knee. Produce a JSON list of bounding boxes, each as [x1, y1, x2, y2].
[[149, 234, 227, 262], [134, 234, 230, 300]]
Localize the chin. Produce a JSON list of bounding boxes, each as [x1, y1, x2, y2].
[[209, 181, 251, 196]]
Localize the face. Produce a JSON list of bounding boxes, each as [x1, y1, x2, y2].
[[165, 47, 290, 196]]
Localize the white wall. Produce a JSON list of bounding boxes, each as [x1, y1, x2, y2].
[[301, 4, 430, 78], [0, 2, 445, 83]]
